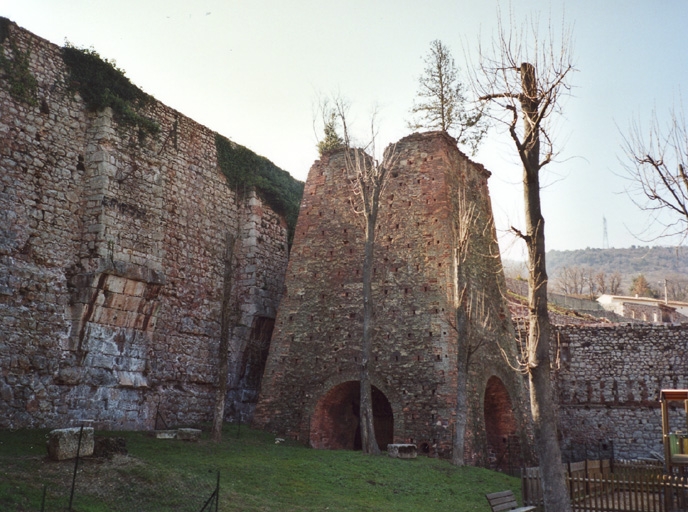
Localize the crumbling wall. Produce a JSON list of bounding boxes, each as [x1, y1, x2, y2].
[[254, 132, 532, 465], [0, 20, 291, 429], [554, 324, 688, 460]]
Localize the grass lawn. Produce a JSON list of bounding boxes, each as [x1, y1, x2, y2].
[[0, 425, 522, 511]]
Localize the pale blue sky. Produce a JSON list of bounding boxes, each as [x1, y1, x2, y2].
[[2, 0, 687, 259]]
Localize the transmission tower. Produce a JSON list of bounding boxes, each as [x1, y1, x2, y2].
[[602, 216, 609, 249]]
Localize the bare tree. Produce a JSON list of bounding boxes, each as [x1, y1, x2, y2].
[[609, 272, 623, 295], [595, 271, 608, 295], [558, 266, 601, 299], [582, 267, 597, 300], [473, 12, 575, 511], [621, 105, 688, 243], [335, 99, 399, 455], [409, 40, 486, 155], [555, 266, 584, 295], [212, 233, 238, 442], [665, 275, 688, 301], [450, 193, 497, 465]]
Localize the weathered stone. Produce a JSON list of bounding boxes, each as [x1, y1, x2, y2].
[[47, 427, 94, 460], [553, 324, 688, 461], [0, 20, 291, 431], [153, 430, 177, 439], [387, 444, 417, 459], [176, 428, 202, 442], [93, 436, 127, 458], [254, 133, 532, 465]]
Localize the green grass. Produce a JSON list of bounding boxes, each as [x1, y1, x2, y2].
[[0, 425, 522, 511]]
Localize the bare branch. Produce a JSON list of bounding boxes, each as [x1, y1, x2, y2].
[[470, 8, 575, 510], [620, 103, 688, 241]]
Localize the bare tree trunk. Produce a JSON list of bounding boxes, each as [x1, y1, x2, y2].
[[360, 207, 380, 455], [520, 62, 571, 512], [334, 99, 395, 456], [452, 300, 469, 465], [212, 233, 236, 443]]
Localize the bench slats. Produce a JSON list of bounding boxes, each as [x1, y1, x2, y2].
[[486, 490, 536, 512]]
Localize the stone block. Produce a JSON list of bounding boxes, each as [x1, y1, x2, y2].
[[154, 430, 177, 439], [93, 436, 127, 458], [177, 428, 202, 441], [47, 427, 95, 460], [387, 444, 417, 459]]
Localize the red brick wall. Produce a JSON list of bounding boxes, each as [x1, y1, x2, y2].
[[254, 132, 532, 464]]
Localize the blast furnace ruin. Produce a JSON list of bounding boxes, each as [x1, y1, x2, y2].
[[254, 132, 533, 466]]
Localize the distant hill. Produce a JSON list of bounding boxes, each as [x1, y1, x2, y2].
[[546, 246, 688, 276], [504, 246, 688, 299]]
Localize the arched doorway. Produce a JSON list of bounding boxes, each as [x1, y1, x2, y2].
[[310, 381, 394, 450], [484, 376, 521, 472]]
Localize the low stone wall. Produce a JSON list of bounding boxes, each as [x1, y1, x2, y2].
[[554, 324, 688, 460]]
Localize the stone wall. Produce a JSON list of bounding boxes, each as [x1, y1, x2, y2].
[[254, 132, 533, 466], [0, 20, 291, 429], [554, 324, 688, 460]]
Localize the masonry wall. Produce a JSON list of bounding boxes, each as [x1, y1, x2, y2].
[[554, 324, 688, 461], [0, 20, 290, 429], [254, 132, 532, 465]]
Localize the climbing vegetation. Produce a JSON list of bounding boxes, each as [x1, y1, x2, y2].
[[215, 134, 304, 244], [61, 43, 159, 140], [0, 17, 38, 106]]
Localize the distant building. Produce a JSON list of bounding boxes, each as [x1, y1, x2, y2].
[[597, 294, 688, 324]]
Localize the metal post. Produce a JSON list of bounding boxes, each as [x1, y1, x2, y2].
[[215, 471, 220, 512], [68, 424, 84, 511], [664, 279, 668, 305]]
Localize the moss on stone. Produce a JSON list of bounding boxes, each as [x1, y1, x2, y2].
[[215, 134, 303, 244], [61, 45, 159, 140], [0, 17, 38, 106]]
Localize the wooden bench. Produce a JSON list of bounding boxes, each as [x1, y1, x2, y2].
[[485, 490, 536, 512]]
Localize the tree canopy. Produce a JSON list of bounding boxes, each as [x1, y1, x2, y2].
[[408, 40, 486, 155]]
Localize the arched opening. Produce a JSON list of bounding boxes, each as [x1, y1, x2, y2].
[[484, 376, 521, 473], [310, 381, 394, 450]]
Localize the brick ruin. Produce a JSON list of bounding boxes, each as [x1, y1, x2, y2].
[[253, 132, 534, 466], [0, 20, 293, 429], [2, 19, 687, 468]]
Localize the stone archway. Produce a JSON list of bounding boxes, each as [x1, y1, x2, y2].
[[310, 381, 394, 450], [484, 376, 521, 472]]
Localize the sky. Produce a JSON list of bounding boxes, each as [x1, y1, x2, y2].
[[2, 0, 687, 260]]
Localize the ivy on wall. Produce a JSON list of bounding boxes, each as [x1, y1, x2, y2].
[[215, 134, 304, 244], [61, 44, 159, 140], [0, 17, 38, 106]]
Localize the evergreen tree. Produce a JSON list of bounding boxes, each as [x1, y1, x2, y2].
[[630, 274, 657, 298], [317, 111, 344, 156], [408, 40, 486, 155]]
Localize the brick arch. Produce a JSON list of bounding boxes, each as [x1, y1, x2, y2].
[[309, 380, 394, 450], [484, 375, 521, 471]]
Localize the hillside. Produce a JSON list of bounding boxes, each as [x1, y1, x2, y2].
[[546, 246, 688, 277], [505, 246, 688, 299]]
